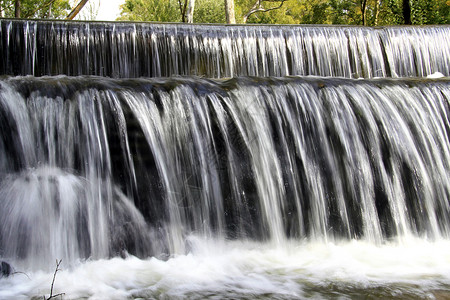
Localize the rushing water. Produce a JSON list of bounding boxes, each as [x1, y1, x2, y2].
[[0, 20, 449, 78], [0, 75, 449, 298], [1, 238, 450, 299], [0, 19, 449, 299]]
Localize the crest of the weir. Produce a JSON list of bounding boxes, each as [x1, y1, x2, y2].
[[0, 19, 450, 269]]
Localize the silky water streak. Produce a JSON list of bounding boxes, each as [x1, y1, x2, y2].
[[0, 75, 449, 298], [0, 20, 449, 78]]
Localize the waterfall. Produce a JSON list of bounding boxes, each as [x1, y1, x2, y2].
[[0, 19, 449, 299], [0, 75, 449, 267], [0, 20, 449, 78]]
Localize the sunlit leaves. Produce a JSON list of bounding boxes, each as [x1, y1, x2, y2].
[[115, 0, 449, 24], [0, 0, 71, 19]]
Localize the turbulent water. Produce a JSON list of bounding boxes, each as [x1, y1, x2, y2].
[[0, 19, 450, 299], [0, 75, 449, 298], [1, 238, 450, 299]]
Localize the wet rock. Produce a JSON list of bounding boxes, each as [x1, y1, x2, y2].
[[1, 261, 12, 277]]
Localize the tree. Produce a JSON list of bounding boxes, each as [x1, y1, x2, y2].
[[238, 0, 289, 23], [279, 0, 330, 24], [118, 0, 199, 22], [225, 0, 236, 23], [195, 0, 226, 23], [385, 0, 449, 25], [116, 0, 448, 24], [118, 0, 181, 22], [186, 0, 195, 23], [177, 0, 196, 23], [14, 0, 20, 18], [0, 0, 71, 19], [374, 0, 381, 25], [360, 0, 368, 25], [119, 0, 227, 23], [402, 0, 411, 24], [328, 0, 362, 24]]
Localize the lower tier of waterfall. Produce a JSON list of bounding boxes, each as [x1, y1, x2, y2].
[[0, 75, 449, 298]]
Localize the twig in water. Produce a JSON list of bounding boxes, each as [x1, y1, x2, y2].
[[44, 259, 65, 300]]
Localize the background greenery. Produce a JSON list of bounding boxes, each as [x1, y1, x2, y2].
[[0, 0, 448, 25], [118, 0, 449, 25], [0, 0, 71, 18]]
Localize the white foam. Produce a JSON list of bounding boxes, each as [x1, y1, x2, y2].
[[427, 72, 445, 78], [1, 237, 449, 299]]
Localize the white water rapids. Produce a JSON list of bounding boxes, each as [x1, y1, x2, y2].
[[1, 237, 450, 299]]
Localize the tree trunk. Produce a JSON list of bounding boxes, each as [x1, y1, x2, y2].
[[402, 0, 411, 24], [66, 0, 89, 20], [361, 0, 367, 25], [14, 0, 20, 18], [178, 0, 187, 22], [374, 0, 381, 26], [225, 0, 236, 24], [186, 0, 195, 23]]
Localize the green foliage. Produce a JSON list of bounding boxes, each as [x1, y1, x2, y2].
[[0, 0, 71, 19], [298, 1, 331, 24], [116, 0, 449, 25], [288, 0, 449, 25], [118, 0, 181, 22], [118, 0, 227, 23], [194, 0, 226, 23], [385, 0, 449, 24], [235, 0, 296, 24], [410, 0, 449, 24], [328, 0, 362, 24], [244, 9, 296, 24]]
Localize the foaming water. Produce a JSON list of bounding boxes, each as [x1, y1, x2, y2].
[[0, 166, 151, 271], [1, 237, 449, 299], [0, 76, 449, 268], [0, 75, 450, 298]]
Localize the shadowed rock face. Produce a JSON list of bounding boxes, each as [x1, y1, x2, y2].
[[0, 20, 449, 79], [0, 75, 449, 270]]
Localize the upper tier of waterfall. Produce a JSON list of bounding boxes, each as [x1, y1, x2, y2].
[[0, 19, 449, 79]]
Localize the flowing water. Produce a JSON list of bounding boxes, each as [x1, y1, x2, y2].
[[0, 20, 449, 78], [0, 20, 449, 299]]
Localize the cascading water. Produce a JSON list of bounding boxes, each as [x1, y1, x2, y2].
[[0, 19, 449, 299], [1, 20, 449, 78]]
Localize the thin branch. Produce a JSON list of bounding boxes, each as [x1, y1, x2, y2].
[[0, 2, 15, 13], [245, 0, 261, 21], [45, 259, 65, 300], [243, 0, 288, 23]]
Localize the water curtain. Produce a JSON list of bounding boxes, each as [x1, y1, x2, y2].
[[0, 20, 449, 271]]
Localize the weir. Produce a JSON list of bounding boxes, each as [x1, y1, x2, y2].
[[0, 19, 450, 299], [1, 20, 449, 78]]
